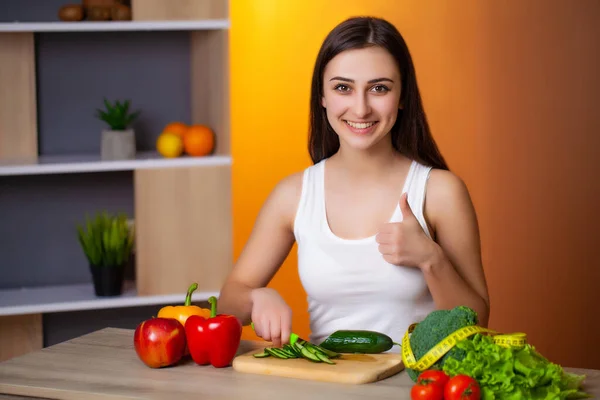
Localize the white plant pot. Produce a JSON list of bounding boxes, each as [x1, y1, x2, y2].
[[101, 129, 136, 160]]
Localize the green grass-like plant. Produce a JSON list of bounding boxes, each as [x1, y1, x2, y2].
[[76, 211, 134, 267], [95, 98, 141, 130]]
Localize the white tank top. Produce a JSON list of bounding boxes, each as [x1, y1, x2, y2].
[[293, 158, 436, 351]]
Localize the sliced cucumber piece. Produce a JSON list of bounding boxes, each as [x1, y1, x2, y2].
[[265, 348, 288, 359], [253, 350, 270, 358], [281, 345, 298, 358], [300, 346, 321, 362], [293, 340, 306, 354], [314, 351, 335, 365], [289, 343, 303, 357], [293, 341, 313, 361], [251, 336, 339, 363], [263, 348, 278, 358], [273, 348, 292, 359], [313, 344, 341, 359], [305, 343, 336, 364]]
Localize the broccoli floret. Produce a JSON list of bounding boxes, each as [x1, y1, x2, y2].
[[406, 305, 479, 381]]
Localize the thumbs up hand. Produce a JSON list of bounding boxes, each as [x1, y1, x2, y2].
[[375, 192, 436, 268]]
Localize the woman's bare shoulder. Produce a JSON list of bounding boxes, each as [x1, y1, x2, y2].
[[427, 169, 470, 197], [261, 170, 305, 229], [271, 170, 304, 203], [425, 169, 476, 227]]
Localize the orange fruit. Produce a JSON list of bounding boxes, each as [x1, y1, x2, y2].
[[156, 132, 183, 158], [162, 121, 189, 138], [183, 125, 215, 156]]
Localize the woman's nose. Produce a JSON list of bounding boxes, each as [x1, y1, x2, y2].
[[352, 93, 371, 118]]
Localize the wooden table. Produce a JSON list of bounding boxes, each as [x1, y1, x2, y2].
[[0, 328, 598, 400]]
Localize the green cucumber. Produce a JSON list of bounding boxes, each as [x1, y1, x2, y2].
[[319, 330, 401, 354], [253, 350, 270, 358]]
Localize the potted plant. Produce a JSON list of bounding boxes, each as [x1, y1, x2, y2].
[[95, 98, 141, 160], [76, 211, 135, 296]]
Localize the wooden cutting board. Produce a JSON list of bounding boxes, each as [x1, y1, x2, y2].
[[232, 347, 405, 385]]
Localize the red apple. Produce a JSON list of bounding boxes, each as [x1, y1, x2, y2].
[[133, 317, 186, 368]]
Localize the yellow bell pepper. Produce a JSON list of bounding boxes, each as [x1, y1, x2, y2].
[[157, 283, 211, 328]]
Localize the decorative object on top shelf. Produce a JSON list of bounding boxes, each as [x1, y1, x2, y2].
[[96, 98, 141, 161], [58, 0, 132, 22], [156, 121, 215, 159], [58, 4, 85, 21], [76, 211, 134, 297]]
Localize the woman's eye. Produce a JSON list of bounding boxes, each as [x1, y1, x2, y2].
[[372, 85, 390, 93], [334, 84, 351, 92]]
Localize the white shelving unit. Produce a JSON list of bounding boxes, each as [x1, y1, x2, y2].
[[0, 281, 218, 317], [0, 152, 232, 176], [0, 20, 229, 33]]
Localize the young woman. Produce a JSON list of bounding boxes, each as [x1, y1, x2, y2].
[[217, 16, 490, 349]]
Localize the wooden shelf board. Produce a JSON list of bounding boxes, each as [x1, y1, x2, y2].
[[0, 151, 231, 176], [0, 20, 229, 33], [0, 281, 218, 317]]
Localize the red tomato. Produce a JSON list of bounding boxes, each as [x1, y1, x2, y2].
[[445, 374, 481, 400], [411, 379, 444, 400], [417, 370, 450, 388]]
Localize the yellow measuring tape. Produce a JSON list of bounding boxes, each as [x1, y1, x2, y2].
[[401, 323, 527, 372]]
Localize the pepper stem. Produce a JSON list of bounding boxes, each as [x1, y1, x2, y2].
[[184, 283, 198, 306], [208, 296, 217, 318]]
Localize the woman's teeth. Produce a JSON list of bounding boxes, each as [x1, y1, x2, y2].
[[345, 121, 376, 129]]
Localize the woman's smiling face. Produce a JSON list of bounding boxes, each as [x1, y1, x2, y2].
[[321, 45, 402, 153]]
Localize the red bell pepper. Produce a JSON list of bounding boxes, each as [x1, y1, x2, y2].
[[184, 295, 242, 368]]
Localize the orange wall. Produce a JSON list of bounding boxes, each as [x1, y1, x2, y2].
[[230, 1, 600, 369]]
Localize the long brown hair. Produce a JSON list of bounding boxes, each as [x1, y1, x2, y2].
[[308, 16, 449, 170]]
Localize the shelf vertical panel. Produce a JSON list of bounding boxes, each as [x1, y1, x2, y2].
[[134, 165, 232, 296], [131, 0, 228, 21], [191, 29, 230, 156], [0, 33, 37, 161], [0, 314, 43, 362]]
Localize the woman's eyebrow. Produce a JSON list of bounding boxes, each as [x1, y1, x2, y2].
[[329, 76, 394, 83]]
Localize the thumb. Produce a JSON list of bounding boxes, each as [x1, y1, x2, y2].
[[399, 192, 416, 221]]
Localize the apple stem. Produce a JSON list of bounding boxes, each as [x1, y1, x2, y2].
[[185, 283, 198, 306], [208, 296, 217, 318]]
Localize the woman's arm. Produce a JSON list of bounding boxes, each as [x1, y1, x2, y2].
[[217, 172, 302, 325], [422, 169, 491, 327]]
